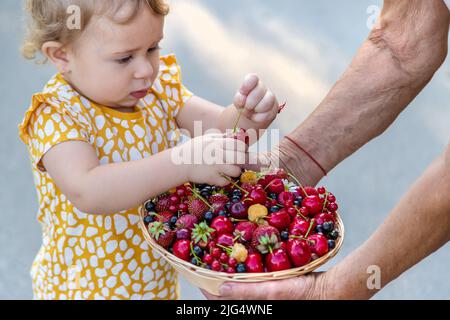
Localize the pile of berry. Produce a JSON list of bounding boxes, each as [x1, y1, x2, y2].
[[143, 169, 341, 274]]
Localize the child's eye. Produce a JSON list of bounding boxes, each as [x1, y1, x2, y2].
[[148, 46, 161, 54], [117, 55, 133, 64]]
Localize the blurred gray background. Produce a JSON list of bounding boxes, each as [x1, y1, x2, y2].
[[1, 0, 449, 299]]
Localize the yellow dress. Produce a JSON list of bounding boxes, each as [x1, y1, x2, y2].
[[18, 54, 193, 300]]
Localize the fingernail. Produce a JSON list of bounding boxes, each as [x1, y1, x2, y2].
[[219, 284, 231, 296]]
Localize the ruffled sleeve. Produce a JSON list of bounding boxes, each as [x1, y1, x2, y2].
[[155, 54, 194, 119], [18, 93, 90, 172]]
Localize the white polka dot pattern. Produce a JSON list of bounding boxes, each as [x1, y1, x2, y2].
[[18, 55, 192, 300]]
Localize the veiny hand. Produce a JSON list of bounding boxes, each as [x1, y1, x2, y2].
[[173, 133, 248, 186], [234, 74, 280, 124], [202, 271, 333, 300]]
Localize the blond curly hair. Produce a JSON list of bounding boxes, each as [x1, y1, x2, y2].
[[22, 0, 169, 61]]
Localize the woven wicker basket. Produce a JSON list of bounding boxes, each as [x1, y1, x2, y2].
[[139, 206, 345, 296]]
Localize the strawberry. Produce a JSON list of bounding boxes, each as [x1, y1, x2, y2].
[[191, 222, 215, 247], [209, 193, 229, 205], [234, 221, 257, 243], [251, 225, 281, 254], [155, 194, 172, 213], [175, 214, 198, 230], [155, 211, 174, 224], [148, 222, 175, 249], [188, 197, 209, 220]]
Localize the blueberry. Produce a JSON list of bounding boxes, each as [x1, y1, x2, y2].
[[236, 264, 247, 273], [225, 203, 232, 211], [205, 211, 214, 222], [270, 206, 280, 213], [168, 246, 173, 254], [295, 196, 303, 203], [170, 216, 178, 225], [218, 211, 227, 217], [323, 222, 334, 232], [281, 231, 289, 241], [191, 258, 199, 266], [328, 240, 336, 249], [145, 201, 155, 212], [269, 193, 278, 200], [315, 225, 324, 234], [294, 199, 302, 206], [144, 215, 154, 225], [201, 191, 210, 199], [193, 246, 204, 258], [231, 196, 241, 203], [232, 189, 242, 197], [205, 265, 212, 270], [329, 230, 340, 240]]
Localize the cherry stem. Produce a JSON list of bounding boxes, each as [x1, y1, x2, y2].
[[232, 109, 244, 134], [217, 243, 232, 254], [287, 172, 308, 197], [187, 187, 214, 211], [220, 174, 249, 195], [305, 218, 315, 238], [294, 206, 309, 221], [322, 192, 330, 211]]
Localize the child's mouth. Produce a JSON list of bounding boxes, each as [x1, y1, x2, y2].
[[130, 89, 149, 99]]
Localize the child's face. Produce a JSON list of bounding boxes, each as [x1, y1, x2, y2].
[[66, 6, 164, 108]]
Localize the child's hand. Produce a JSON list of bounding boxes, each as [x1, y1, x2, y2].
[[174, 134, 247, 186], [233, 74, 280, 124]]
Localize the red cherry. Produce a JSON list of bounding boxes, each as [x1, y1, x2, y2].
[[317, 187, 326, 195], [268, 210, 291, 231], [307, 234, 329, 257], [300, 186, 319, 197], [265, 249, 292, 272], [249, 188, 267, 205], [207, 241, 217, 251], [245, 253, 264, 273], [211, 260, 221, 271], [287, 207, 297, 218], [327, 203, 339, 212], [176, 188, 187, 197], [302, 195, 323, 215], [314, 213, 334, 225], [212, 247, 222, 259], [287, 239, 312, 267], [327, 194, 336, 203], [172, 240, 191, 261], [230, 202, 247, 219], [268, 179, 285, 194], [226, 266, 236, 274], [178, 203, 188, 212], [278, 191, 295, 207], [220, 252, 229, 263], [203, 254, 214, 265], [168, 205, 178, 213], [299, 207, 309, 216], [289, 218, 314, 237], [211, 216, 234, 235], [228, 258, 238, 268]]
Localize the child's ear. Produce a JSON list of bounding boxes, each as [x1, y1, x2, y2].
[[41, 41, 70, 73]]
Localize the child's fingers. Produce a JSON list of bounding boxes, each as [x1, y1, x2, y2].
[[254, 91, 277, 114], [220, 164, 242, 179], [243, 81, 266, 111], [239, 74, 259, 96], [223, 150, 247, 165]]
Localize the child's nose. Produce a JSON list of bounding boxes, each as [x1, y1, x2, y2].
[[134, 58, 154, 80]]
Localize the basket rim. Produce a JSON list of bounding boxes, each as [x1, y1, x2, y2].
[[139, 205, 345, 281]]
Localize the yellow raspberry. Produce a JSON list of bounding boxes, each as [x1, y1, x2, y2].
[[231, 243, 248, 263], [248, 204, 268, 223], [240, 171, 259, 185]]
